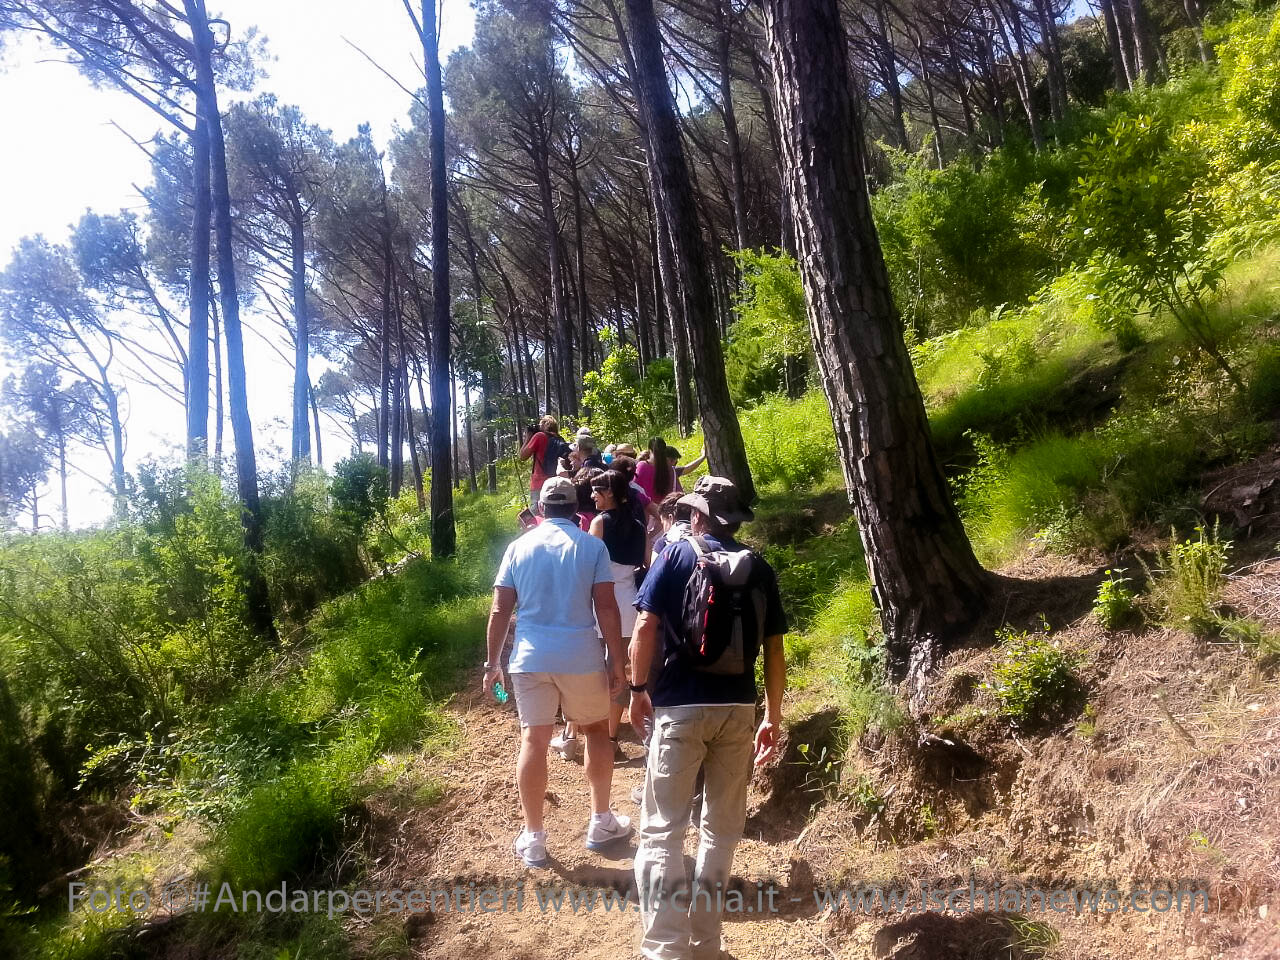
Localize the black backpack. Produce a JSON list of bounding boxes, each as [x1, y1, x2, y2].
[[676, 536, 766, 675], [541, 433, 570, 476]]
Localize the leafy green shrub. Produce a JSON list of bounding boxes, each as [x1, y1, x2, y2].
[[738, 390, 834, 490], [1210, 8, 1280, 167], [726, 249, 809, 402], [214, 732, 372, 889], [1071, 111, 1241, 388], [262, 469, 366, 626], [581, 333, 674, 444], [872, 146, 1070, 336], [330, 453, 389, 536], [1093, 568, 1138, 629], [1143, 522, 1231, 634], [1248, 344, 1280, 413], [984, 619, 1081, 726]]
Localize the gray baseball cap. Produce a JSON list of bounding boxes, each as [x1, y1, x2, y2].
[[539, 476, 577, 507]]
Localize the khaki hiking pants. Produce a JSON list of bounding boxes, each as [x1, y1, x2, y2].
[[634, 703, 754, 960]]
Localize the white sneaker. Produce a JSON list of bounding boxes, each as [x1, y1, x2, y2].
[[585, 811, 633, 850], [549, 732, 579, 762], [514, 829, 548, 867]]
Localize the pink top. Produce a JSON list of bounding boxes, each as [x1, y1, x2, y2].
[[634, 460, 678, 501]]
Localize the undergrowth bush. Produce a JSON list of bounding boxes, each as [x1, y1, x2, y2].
[[984, 619, 1081, 726], [1143, 522, 1231, 635], [1093, 568, 1138, 629], [738, 390, 834, 490]]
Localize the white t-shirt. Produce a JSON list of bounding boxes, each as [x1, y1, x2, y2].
[[494, 517, 613, 674]]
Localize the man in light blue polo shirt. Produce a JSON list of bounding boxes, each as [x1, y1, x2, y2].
[[482, 476, 633, 867]]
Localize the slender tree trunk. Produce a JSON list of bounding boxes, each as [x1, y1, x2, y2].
[[403, 359, 426, 511], [536, 151, 577, 417], [716, 0, 749, 250], [377, 189, 393, 470], [649, 167, 692, 433], [910, 26, 947, 168], [186, 111, 211, 457], [1127, 0, 1158, 82], [57, 432, 68, 530], [570, 162, 593, 377], [289, 214, 311, 465], [1032, 0, 1066, 126], [483, 370, 498, 493], [875, 0, 910, 151], [309, 384, 323, 468], [626, 0, 751, 496], [422, 0, 455, 556], [945, 29, 978, 149], [189, 0, 273, 636], [464, 381, 478, 493], [990, 0, 1044, 151], [1098, 0, 1130, 91], [451, 359, 461, 489], [390, 311, 404, 497], [210, 286, 223, 461], [102, 381, 127, 514], [542, 333, 553, 413], [764, 0, 988, 697]]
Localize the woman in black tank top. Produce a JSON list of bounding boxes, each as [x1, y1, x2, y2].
[[588, 469, 647, 749]]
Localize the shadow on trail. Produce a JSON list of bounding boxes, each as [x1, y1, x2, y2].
[[872, 910, 1058, 959]]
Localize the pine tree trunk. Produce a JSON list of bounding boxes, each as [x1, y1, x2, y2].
[[536, 151, 576, 417], [186, 110, 211, 457], [289, 213, 311, 464], [57, 433, 68, 531], [402, 350, 426, 511], [1098, 0, 1131, 91], [625, 0, 752, 499], [464, 381, 478, 493], [377, 189, 393, 471], [422, 0, 455, 556], [1128, 0, 1158, 82], [716, 0, 749, 250], [211, 287, 223, 460], [190, 0, 273, 637], [875, 0, 911, 151], [309, 384, 323, 468], [764, 0, 989, 695]]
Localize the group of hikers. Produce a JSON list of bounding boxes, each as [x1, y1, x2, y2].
[[482, 415, 789, 960]]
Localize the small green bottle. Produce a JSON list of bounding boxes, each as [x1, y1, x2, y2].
[[493, 680, 509, 704]]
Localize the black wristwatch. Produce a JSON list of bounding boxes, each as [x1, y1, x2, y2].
[[629, 683, 648, 693]]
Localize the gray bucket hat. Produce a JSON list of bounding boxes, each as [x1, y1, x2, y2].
[[678, 475, 754, 526]]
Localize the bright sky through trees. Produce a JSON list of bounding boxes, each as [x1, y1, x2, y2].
[[0, 0, 475, 525]]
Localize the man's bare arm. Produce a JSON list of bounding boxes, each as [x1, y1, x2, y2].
[[592, 581, 625, 696], [629, 610, 660, 686], [755, 633, 786, 764], [482, 587, 517, 695]]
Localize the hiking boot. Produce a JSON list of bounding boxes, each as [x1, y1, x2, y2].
[[549, 732, 579, 762], [586, 811, 632, 850], [514, 829, 548, 868]]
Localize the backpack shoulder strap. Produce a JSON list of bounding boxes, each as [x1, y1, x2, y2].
[[689, 535, 713, 559]]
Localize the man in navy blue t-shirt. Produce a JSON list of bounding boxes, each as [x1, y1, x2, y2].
[[628, 475, 787, 960]]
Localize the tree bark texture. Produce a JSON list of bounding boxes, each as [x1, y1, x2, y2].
[[186, 109, 211, 457], [423, 0, 456, 557], [764, 0, 989, 694], [625, 0, 754, 503]]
